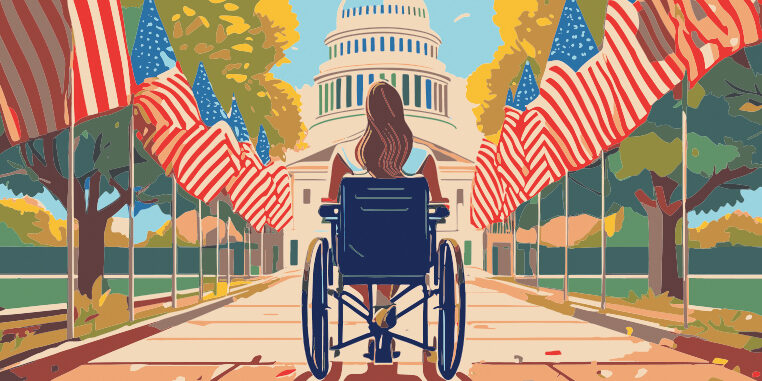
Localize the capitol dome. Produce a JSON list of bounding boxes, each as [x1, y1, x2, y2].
[[336, 0, 431, 29]]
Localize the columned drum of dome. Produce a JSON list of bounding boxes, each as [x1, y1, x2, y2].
[[286, 0, 484, 274]]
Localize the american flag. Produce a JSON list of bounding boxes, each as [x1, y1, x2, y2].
[[132, 64, 201, 172], [470, 139, 502, 229], [0, 0, 132, 148], [470, 0, 762, 228]]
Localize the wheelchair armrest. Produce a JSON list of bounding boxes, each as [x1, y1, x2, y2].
[[319, 204, 340, 220], [429, 205, 450, 220]]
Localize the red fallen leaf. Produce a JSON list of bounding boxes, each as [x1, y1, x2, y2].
[[84, 314, 99, 323], [545, 350, 562, 355], [752, 371, 760, 378], [275, 369, 296, 377], [4, 325, 40, 338]]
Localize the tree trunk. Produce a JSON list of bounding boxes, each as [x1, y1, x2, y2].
[[78, 216, 107, 298], [642, 202, 683, 298]]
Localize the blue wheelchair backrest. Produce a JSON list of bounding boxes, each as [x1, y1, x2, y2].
[[337, 176, 430, 279]]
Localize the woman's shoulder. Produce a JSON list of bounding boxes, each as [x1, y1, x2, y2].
[[403, 143, 433, 176]]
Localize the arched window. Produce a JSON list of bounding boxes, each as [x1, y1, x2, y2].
[[391, 73, 397, 87], [373, 5, 377, 14], [358, 6, 362, 15], [328, 47, 332, 59], [424, 43, 428, 56], [425, 79, 432, 109], [414, 75, 422, 107], [380, 5, 384, 14], [369, 74, 374, 84], [357, 75, 364, 106], [330, 81, 334, 111], [336, 77, 342, 109], [355, 39, 358, 53], [345, 75, 352, 108], [407, 39, 412, 52], [402, 74, 410, 105], [413, 7, 416, 16], [423, 9, 426, 18], [353, 7, 356, 16], [380, 37, 385, 52], [416, 40, 420, 54], [399, 38, 403, 52], [340, 42, 344, 56], [390, 37, 395, 52], [363, 38, 367, 52], [366, 5, 369, 14], [318, 84, 323, 115]]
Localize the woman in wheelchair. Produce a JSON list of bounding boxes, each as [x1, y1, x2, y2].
[[324, 81, 448, 327], [303, 81, 465, 379]]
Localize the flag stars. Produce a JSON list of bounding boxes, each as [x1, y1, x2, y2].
[[548, 0, 598, 71]]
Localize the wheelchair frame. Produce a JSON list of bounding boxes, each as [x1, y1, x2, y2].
[[301, 178, 466, 380]]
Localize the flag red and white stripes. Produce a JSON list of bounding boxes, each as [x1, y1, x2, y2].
[[470, 0, 762, 228], [470, 139, 503, 229], [174, 121, 241, 204], [133, 64, 201, 172], [266, 162, 293, 231], [227, 156, 272, 232], [69, 0, 133, 125], [0, 0, 132, 148], [0, 0, 71, 145]]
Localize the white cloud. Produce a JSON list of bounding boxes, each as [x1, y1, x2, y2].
[[453, 13, 470, 23]]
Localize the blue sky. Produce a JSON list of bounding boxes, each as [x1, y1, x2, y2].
[[272, 0, 503, 87]]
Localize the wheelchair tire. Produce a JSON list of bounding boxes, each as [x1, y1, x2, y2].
[[301, 238, 330, 379], [436, 238, 466, 380]]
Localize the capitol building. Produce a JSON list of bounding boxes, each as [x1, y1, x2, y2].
[[283, 0, 484, 269]]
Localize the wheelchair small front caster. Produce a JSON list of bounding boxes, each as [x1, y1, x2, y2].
[[363, 338, 375, 361], [330, 337, 340, 358]]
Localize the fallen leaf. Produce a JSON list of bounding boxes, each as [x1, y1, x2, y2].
[[635, 368, 648, 378], [545, 350, 561, 355], [276, 369, 296, 377], [712, 357, 728, 365]]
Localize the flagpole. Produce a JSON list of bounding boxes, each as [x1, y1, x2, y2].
[[682, 76, 689, 329], [198, 199, 203, 302], [601, 149, 607, 310], [511, 212, 516, 277], [564, 170, 569, 303], [261, 229, 265, 275], [536, 194, 540, 291], [128, 110, 135, 322], [244, 226, 248, 277], [66, 56, 75, 341], [171, 176, 177, 308], [226, 217, 231, 287], [215, 200, 219, 285]]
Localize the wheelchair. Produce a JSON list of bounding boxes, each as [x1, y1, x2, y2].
[[301, 176, 466, 379]]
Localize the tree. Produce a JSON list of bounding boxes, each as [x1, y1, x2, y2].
[[611, 96, 759, 298], [156, 0, 305, 159], [0, 108, 168, 298]]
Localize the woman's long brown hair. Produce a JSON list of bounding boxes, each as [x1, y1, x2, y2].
[[355, 81, 412, 178]]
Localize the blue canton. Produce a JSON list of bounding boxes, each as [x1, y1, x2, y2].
[[131, 0, 176, 84], [192, 62, 227, 126], [256, 125, 271, 165], [511, 61, 540, 110], [548, 0, 599, 71], [228, 97, 251, 143]]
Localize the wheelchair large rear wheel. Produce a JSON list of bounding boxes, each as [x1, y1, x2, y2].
[[436, 238, 466, 380], [301, 238, 330, 379]]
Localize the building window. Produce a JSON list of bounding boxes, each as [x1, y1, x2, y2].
[[408, 6, 411, 14], [370, 37, 375, 52], [358, 6, 362, 15], [423, 9, 426, 18], [333, 45, 337, 57], [432, 82, 437, 111], [369, 73, 374, 84], [357, 74, 364, 106], [303, 189, 311, 204], [464, 240, 471, 265], [328, 47, 332, 59], [355, 39, 358, 53], [444, 84, 448, 115], [413, 7, 416, 16], [380, 37, 385, 51], [373, 5, 377, 14], [414, 75, 421, 107], [457, 189, 464, 205], [346, 75, 352, 108], [424, 43, 428, 56], [416, 40, 420, 54], [363, 38, 367, 52], [318, 84, 323, 116], [340, 43, 343, 56], [389, 5, 392, 13], [366, 5, 369, 14], [399, 38, 403, 52], [426, 79, 432, 109], [330, 81, 334, 111], [380, 4, 384, 14], [407, 39, 412, 52], [390, 37, 394, 51], [290, 240, 298, 266], [353, 7, 356, 16], [380, 73, 386, 81], [324, 83, 329, 113], [336, 77, 342, 109], [391, 73, 396, 87], [402, 74, 410, 105]]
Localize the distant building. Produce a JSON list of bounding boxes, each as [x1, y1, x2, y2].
[[283, 0, 484, 268]]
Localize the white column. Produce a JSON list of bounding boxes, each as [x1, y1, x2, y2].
[[682, 77, 689, 329], [601, 149, 607, 310], [564, 170, 569, 302], [128, 111, 135, 322], [171, 177, 177, 308], [66, 63, 75, 340], [198, 199, 203, 302]]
